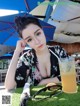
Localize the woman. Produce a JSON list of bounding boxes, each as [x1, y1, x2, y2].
[[5, 16, 68, 105]]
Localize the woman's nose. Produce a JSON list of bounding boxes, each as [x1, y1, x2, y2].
[[34, 37, 40, 44]]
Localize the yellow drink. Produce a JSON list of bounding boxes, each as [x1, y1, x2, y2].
[[59, 57, 77, 93], [61, 73, 77, 93]]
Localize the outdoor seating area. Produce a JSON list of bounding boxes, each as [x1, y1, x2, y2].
[[0, 0, 80, 106], [0, 42, 80, 85], [0, 58, 11, 84]]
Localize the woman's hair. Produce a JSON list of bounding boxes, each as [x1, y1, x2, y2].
[[15, 16, 42, 38]]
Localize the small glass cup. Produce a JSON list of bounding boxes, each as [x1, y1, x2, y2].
[[59, 57, 77, 93]]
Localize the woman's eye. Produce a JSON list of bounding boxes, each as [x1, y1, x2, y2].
[[36, 32, 41, 36], [27, 38, 32, 42]]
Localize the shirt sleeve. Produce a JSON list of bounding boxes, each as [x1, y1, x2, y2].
[[15, 53, 30, 88], [53, 45, 69, 58]]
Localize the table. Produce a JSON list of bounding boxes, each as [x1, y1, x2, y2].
[[12, 84, 80, 106]]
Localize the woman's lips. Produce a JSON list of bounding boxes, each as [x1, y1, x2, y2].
[[38, 44, 43, 48]]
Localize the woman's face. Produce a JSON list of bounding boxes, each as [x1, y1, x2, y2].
[[22, 24, 46, 52]]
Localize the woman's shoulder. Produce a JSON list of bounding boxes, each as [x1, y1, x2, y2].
[[47, 45, 62, 50], [47, 45, 69, 58], [47, 45, 62, 55]]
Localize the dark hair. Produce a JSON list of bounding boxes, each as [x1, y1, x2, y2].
[[15, 16, 42, 38]]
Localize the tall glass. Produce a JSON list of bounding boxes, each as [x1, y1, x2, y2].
[[59, 57, 77, 93]]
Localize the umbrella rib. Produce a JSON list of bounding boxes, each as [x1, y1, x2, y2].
[[33, 15, 46, 19], [0, 27, 13, 32], [50, 17, 80, 23], [24, 0, 30, 12], [2, 31, 16, 45], [0, 20, 14, 25], [43, 26, 54, 28], [0, 20, 16, 29], [0, 21, 17, 45], [67, 16, 80, 21]]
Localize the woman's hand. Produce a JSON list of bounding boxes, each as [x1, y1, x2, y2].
[[15, 39, 26, 53], [38, 77, 60, 86]]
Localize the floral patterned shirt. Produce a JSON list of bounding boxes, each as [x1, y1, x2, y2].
[[15, 45, 69, 87]]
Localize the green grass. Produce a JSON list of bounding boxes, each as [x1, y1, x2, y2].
[[12, 85, 80, 106]]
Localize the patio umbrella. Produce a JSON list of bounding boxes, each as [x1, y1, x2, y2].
[[0, 13, 56, 46], [0, 53, 13, 59], [0, 13, 26, 46], [0, 0, 49, 46], [48, 0, 80, 33], [0, 0, 44, 13], [42, 0, 80, 43]]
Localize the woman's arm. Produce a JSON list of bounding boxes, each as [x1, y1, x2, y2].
[[38, 77, 60, 85], [5, 50, 20, 90], [5, 40, 26, 90]]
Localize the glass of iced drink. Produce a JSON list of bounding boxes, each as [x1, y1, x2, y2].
[[59, 57, 77, 93]]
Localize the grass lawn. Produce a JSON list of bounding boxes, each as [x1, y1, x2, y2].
[[12, 85, 80, 106]]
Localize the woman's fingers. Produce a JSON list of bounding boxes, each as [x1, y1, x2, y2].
[[15, 40, 26, 53]]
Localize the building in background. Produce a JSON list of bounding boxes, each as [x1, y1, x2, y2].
[[0, 45, 15, 84]]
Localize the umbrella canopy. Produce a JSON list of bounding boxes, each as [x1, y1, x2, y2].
[[48, 0, 80, 33], [43, 0, 80, 43], [0, 0, 47, 46], [1, 0, 79, 45], [0, 0, 44, 13], [0, 13, 26, 46], [0, 53, 13, 59], [26, 0, 80, 43], [0, 13, 56, 46]]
